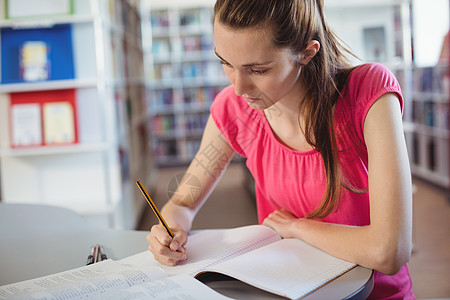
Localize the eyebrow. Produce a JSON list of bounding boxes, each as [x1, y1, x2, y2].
[[214, 48, 273, 67]]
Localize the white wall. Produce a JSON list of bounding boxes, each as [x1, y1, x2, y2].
[[413, 0, 449, 67]]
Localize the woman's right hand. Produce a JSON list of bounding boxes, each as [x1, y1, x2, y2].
[[147, 224, 188, 266]]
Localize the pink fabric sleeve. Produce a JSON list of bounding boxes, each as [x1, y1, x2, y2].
[[210, 85, 249, 157], [348, 63, 404, 141]]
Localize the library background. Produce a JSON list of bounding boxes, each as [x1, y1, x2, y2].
[[0, 0, 448, 230]]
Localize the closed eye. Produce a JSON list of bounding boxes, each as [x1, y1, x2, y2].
[[251, 69, 267, 75], [220, 60, 232, 68], [219, 59, 268, 75]]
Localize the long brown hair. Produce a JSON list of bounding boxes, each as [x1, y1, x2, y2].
[[213, 0, 356, 219]]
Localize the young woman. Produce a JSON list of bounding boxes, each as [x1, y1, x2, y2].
[[147, 0, 414, 298]]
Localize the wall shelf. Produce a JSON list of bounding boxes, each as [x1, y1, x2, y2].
[[0, 143, 109, 157], [0, 78, 98, 93]]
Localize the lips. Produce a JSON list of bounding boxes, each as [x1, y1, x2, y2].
[[244, 97, 260, 103]]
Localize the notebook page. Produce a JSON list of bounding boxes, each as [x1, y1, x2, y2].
[[119, 225, 281, 276], [202, 238, 356, 299]]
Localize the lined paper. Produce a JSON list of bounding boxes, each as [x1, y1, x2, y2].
[[119, 225, 357, 299], [203, 238, 356, 299], [120, 225, 281, 276]]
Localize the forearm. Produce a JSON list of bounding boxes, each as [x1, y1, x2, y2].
[[161, 154, 232, 232], [290, 219, 411, 274], [160, 171, 221, 232], [161, 200, 195, 232], [158, 116, 235, 232], [295, 94, 412, 274]]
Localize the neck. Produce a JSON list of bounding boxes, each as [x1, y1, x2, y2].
[[264, 77, 307, 124]]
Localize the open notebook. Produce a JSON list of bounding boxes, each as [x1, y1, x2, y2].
[[120, 225, 357, 299], [0, 225, 357, 300]]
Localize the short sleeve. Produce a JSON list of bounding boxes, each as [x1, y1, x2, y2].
[[345, 63, 404, 141]]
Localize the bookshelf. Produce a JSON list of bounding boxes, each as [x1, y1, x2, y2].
[[141, 0, 229, 167], [407, 63, 449, 187], [406, 0, 449, 190], [0, 0, 156, 229]]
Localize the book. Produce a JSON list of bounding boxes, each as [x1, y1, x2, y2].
[[43, 101, 76, 145], [0, 225, 357, 299], [20, 41, 50, 82], [10, 103, 42, 147], [120, 225, 357, 299], [9, 89, 79, 147], [0, 259, 230, 300], [1, 24, 74, 84]]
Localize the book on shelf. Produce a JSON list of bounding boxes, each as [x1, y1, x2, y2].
[[412, 99, 449, 130], [152, 39, 170, 55], [150, 10, 169, 29], [9, 89, 78, 148], [435, 102, 449, 130], [186, 139, 201, 158], [0, 225, 358, 300], [151, 89, 173, 109], [427, 138, 436, 171], [20, 41, 50, 82], [1, 24, 74, 84], [185, 112, 208, 133], [152, 115, 175, 134], [10, 103, 42, 147], [413, 66, 450, 95], [43, 101, 76, 145], [179, 9, 202, 31]]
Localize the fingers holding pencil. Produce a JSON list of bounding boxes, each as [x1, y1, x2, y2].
[[147, 224, 187, 266], [137, 180, 188, 266]]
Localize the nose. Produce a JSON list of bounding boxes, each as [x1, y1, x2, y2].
[[232, 71, 253, 97]]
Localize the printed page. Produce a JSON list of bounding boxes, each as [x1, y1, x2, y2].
[[202, 238, 357, 299], [89, 274, 232, 300], [0, 260, 166, 300], [119, 225, 281, 276]]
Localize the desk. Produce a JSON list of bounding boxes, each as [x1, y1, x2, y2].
[[0, 203, 373, 299]]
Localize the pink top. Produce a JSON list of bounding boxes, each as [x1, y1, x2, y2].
[[210, 63, 414, 299]]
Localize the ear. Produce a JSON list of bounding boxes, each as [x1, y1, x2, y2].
[[300, 40, 320, 65]]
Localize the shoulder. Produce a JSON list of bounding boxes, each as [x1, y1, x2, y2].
[[342, 63, 403, 110], [338, 63, 404, 141], [346, 63, 400, 92]]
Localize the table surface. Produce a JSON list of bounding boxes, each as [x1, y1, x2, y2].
[[0, 203, 373, 299]]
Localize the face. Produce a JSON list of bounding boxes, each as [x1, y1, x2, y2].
[[213, 20, 304, 110]]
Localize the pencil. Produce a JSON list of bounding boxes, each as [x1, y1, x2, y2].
[[136, 180, 174, 238]]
